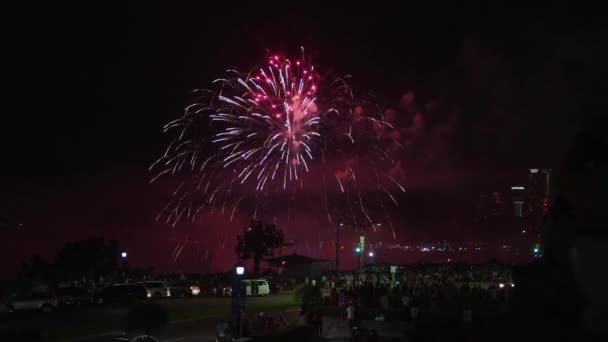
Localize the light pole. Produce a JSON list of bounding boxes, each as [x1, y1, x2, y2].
[[355, 246, 362, 273], [120, 251, 128, 281], [335, 220, 343, 274], [232, 262, 246, 339]]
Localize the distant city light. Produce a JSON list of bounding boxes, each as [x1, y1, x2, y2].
[[511, 186, 525, 190], [522, 230, 526, 234], [355, 247, 361, 253], [121, 252, 127, 258], [236, 266, 245, 275], [499, 283, 505, 289], [368, 251, 374, 257], [530, 169, 539, 173], [533, 247, 540, 253]]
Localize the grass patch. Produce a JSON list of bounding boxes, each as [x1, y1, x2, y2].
[[43, 319, 123, 341], [40, 297, 300, 341], [168, 298, 298, 321]]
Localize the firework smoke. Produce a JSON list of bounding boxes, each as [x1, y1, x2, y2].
[[152, 47, 405, 245]]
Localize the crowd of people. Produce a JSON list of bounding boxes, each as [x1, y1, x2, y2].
[[309, 262, 514, 328]]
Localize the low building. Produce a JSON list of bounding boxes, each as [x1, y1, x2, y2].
[[265, 253, 333, 278]]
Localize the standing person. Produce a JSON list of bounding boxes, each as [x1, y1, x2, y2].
[[380, 291, 389, 311], [339, 289, 347, 318], [379, 274, 386, 287], [278, 309, 288, 325], [463, 308, 473, 326], [241, 314, 250, 337], [402, 292, 411, 314], [216, 319, 227, 341], [330, 287, 338, 306], [411, 297, 420, 321], [346, 302, 356, 331]]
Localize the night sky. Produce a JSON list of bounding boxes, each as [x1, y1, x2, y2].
[[2, 3, 606, 276]]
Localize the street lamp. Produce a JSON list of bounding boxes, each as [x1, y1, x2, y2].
[[236, 265, 245, 275], [232, 262, 246, 338], [120, 252, 128, 280], [368, 251, 374, 257], [335, 219, 343, 274]]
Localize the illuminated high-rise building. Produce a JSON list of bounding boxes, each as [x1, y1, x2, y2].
[[526, 168, 551, 218], [510, 186, 525, 217]]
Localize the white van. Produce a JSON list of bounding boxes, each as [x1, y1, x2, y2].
[[223, 279, 270, 296], [243, 279, 270, 296]]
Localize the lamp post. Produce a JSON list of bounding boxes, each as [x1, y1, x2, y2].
[[335, 220, 344, 274], [232, 262, 246, 339], [120, 251, 128, 279], [355, 246, 362, 273]]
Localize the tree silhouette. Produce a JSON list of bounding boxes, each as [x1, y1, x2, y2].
[[236, 219, 284, 274], [53, 237, 119, 282]]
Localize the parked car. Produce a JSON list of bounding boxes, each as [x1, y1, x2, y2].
[[140, 281, 171, 299], [222, 279, 270, 296], [167, 280, 200, 298], [94, 284, 150, 304], [5, 292, 58, 313], [56, 287, 92, 307]]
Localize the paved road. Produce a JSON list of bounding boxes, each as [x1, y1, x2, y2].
[[0, 294, 295, 341]]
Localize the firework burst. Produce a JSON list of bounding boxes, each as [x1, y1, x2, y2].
[[152, 47, 405, 241]]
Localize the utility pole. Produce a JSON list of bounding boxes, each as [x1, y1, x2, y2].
[[335, 219, 342, 274]]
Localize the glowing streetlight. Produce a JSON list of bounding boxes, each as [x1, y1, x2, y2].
[[121, 252, 127, 258], [368, 251, 374, 257], [235, 266, 245, 275]]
